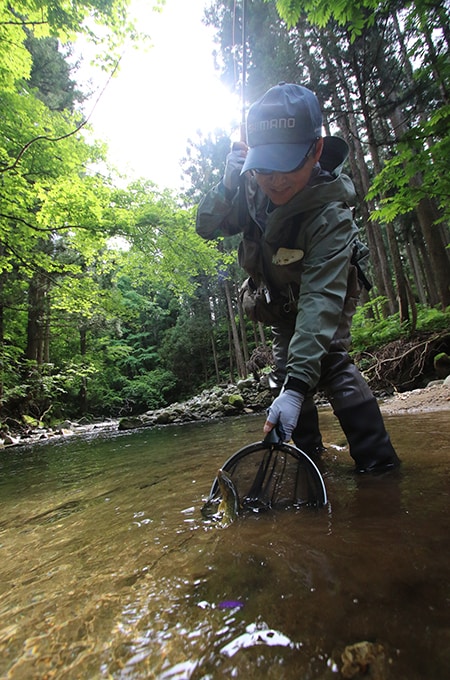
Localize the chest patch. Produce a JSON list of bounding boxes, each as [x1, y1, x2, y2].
[[272, 247, 304, 266]]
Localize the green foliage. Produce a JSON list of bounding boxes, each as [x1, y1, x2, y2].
[[0, 0, 231, 424], [159, 305, 218, 398], [1, 360, 76, 420], [368, 104, 450, 225], [106, 180, 225, 297], [4, 355, 175, 420], [120, 369, 178, 411], [22, 414, 44, 428], [351, 299, 450, 351], [0, 0, 141, 90], [181, 129, 234, 204], [0, 89, 114, 282], [268, 0, 378, 35], [57, 360, 178, 417], [415, 305, 450, 333], [25, 36, 83, 111]]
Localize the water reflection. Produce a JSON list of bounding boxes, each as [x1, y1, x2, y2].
[[0, 411, 449, 678]]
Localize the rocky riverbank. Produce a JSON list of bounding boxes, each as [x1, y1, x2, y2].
[[1, 377, 449, 450], [116, 377, 272, 431], [377, 379, 450, 415], [0, 378, 272, 449]]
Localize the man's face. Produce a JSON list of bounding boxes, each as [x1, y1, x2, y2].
[[253, 138, 324, 206]]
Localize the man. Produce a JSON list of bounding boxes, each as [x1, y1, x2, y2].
[[196, 82, 400, 473]]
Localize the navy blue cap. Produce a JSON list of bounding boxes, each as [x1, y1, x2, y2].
[[241, 82, 323, 174]]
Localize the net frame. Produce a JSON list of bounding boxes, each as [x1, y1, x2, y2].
[[207, 439, 327, 511]]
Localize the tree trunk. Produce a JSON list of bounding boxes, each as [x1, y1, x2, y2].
[[325, 38, 396, 313], [227, 325, 234, 383], [43, 294, 50, 363], [25, 273, 47, 363], [414, 221, 441, 307], [0, 260, 4, 406], [257, 322, 267, 346], [223, 279, 247, 379], [236, 282, 250, 365], [402, 221, 427, 306], [350, 30, 427, 321], [376, 13, 450, 309], [414, 195, 450, 308], [385, 222, 409, 322], [210, 330, 220, 383]]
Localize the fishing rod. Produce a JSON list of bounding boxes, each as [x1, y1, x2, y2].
[[240, 0, 247, 143], [232, 0, 247, 144]]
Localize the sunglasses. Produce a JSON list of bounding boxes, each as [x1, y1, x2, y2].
[[253, 139, 318, 176]]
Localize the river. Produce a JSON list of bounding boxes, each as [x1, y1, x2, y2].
[[0, 409, 449, 679]]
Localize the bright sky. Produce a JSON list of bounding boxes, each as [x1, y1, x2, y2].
[[80, 0, 242, 190]]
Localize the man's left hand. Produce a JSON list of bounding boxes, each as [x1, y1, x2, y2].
[[263, 389, 304, 442]]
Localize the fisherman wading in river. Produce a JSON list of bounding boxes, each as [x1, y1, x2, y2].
[[196, 82, 401, 475]]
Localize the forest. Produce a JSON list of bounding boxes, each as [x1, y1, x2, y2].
[[0, 0, 449, 430]]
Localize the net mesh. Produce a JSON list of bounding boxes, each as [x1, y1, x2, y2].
[[208, 441, 327, 512]]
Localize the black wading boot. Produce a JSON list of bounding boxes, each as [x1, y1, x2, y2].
[[292, 397, 326, 457], [335, 398, 401, 473]]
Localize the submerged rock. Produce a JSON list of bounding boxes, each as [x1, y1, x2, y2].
[[341, 640, 387, 679], [117, 416, 144, 431]]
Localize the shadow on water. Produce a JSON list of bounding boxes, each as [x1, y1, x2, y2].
[[0, 410, 449, 679]]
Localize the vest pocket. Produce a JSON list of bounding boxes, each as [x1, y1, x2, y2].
[[240, 277, 297, 325]]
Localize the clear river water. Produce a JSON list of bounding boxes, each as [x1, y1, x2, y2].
[[0, 408, 449, 679]]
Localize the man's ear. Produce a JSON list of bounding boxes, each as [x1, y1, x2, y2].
[[314, 137, 324, 162]]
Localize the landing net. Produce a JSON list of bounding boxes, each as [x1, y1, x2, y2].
[[208, 440, 327, 512]]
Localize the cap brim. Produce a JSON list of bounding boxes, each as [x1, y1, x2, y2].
[[241, 142, 311, 174]]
